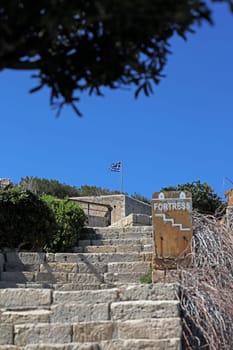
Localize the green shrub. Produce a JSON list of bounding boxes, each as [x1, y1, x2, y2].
[[42, 195, 87, 252], [0, 189, 57, 250], [140, 269, 152, 284]]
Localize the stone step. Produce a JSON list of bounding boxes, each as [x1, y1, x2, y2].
[[53, 252, 152, 264], [80, 227, 152, 240], [0, 288, 52, 310], [77, 238, 153, 247], [3, 338, 181, 350], [4, 260, 152, 274], [0, 272, 105, 285], [12, 271, 145, 285], [0, 281, 54, 289], [2, 252, 152, 273], [11, 319, 181, 346], [108, 262, 151, 273], [2, 251, 153, 276], [0, 284, 177, 310], [3, 251, 150, 264], [50, 300, 179, 323], [0, 309, 51, 325], [104, 272, 146, 284], [0, 281, 114, 291], [74, 244, 152, 254], [1, 271, 147, 285], [110, 300, 180, 321]]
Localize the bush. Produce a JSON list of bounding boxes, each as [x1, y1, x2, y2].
[[140, 269, 152, 283], [42, 195, 87, 252], [0, 189, 57, 250]]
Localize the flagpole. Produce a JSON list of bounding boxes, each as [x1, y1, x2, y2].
[[120, 161, 123, 193]]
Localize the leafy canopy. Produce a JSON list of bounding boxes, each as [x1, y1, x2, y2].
[[162, 180, 224, 215], [1, 0, 232, 115], [42, 195, 87, 252]]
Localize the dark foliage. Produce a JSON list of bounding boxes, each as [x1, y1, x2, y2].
[[20, 176, 80, 198], [0, 189, 57, 250], [1, 1, 232, 115], [19, 177, 122, 198], [162, 180, 225, 215]]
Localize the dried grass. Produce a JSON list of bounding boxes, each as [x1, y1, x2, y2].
[[178, 211, 233, 349]]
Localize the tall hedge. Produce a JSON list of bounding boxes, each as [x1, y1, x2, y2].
[[0, 189, 57, 250], [42, 195, 87, 252], [0, 190, 87, 252]]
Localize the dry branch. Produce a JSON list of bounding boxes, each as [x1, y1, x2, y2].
[[178, 211, 233, 349]]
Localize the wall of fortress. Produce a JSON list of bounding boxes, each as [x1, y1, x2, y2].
[[70, 194, 152, 226]]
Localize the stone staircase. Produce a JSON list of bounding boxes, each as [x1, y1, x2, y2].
[[0, 226, 181, 349]]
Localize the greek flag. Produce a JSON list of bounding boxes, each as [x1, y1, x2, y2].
[[110, 161, 121, 172]]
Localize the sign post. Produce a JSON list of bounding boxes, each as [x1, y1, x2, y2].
[[152, 191, 193, 282]]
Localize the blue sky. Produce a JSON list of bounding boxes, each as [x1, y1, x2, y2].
[[1, 3, 233, 200]]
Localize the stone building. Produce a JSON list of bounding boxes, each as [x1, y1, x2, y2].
[[70, 194, 152, 227]]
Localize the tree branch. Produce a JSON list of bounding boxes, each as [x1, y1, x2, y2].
[[5, 61, 40, 70]]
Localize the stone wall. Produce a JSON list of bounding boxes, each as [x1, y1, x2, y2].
[[124, 196, 151, 217], [70, 195, 152, 227]]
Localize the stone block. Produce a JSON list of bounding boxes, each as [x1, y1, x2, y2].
[[51, 303, 109, 322], [40, 263, 79, 273], [104, 272, 144, 284], [152, 269, 181, 283], [54, 253, 101, 264], [73, 321, 114, 342], [25, 344, 102, 350], [83, 246, 116, 253], [0, 324, 13, 344], [0, 288, 52, 309], [91, 239, 137, 246], [78, 262, 107, 274], [143, 245, 153, 252], [118, 231, 152, 239], [140, 238, 153, 245], [101, 339, 181, 350], [67, 273, 103, 284], [98, 253, 143, 263], [108, 262, 151, 273], [115, 245, 142, 253], [1, 272, 35, 283], [110, 300, 180, 321], [117, 318, 181, 340], [0, 309, 51, 325], [6, 252, 45, 265], [4, 262, 40, 272], [77, 240, 91, 247], [14, 324, 72, 346], [118, 283, 177, 301], [35, 272, 67, 283], [53, 283, 101, 291], [53, 289, 118, 305]]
